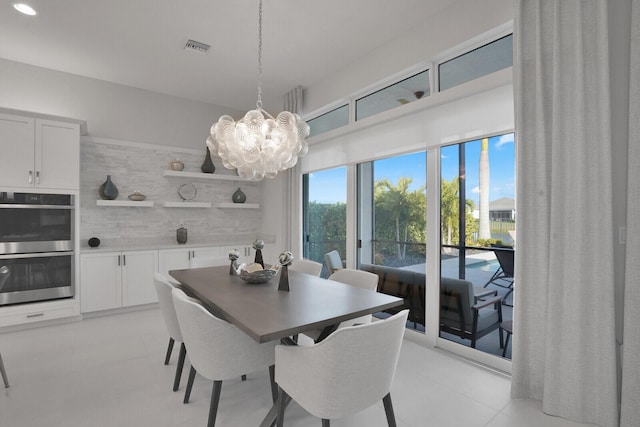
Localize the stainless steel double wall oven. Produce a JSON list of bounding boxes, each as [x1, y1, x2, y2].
[[0, 192, 75, 306]]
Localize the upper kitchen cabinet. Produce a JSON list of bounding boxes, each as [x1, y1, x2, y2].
[[0, 112, 80, 191]]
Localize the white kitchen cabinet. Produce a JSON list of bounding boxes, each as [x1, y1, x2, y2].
[[158, 246, 224, 277], [80, 250, 158, 313], [0, 113, 80, 190]]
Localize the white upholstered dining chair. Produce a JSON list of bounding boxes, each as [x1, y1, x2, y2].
[[153, 273, 188, 392], [172, 288, 278, 427], [275, 309, 409, 427], [302, 268, 380, 342], [288, 259, 323, 277]]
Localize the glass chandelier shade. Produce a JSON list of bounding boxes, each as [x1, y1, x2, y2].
[[207, 0, 310, 182], [207, 109, 309, 181]]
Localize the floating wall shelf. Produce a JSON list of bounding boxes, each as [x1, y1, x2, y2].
[[162, 201, 212, 208], [162, 170, 245, 182], [215, 203, 260, 209], [96, 200, 154, 207]]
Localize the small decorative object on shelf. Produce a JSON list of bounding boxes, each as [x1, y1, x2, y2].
[[232, 187, 246, 204], [98, 175, 119, 200], [253, 239, 265, 268], [88, 237, 101, 248], [176, 224, 188, 244], [278, 251, 294, 292], [201, 147, 216, 174], [228, 249, 240, 275], [127, 191, 146, 201], [170, 159, 185, 171], [178, 183, 197, 201]]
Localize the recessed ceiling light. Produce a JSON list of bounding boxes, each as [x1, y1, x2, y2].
[[13, 3, 37, 16]]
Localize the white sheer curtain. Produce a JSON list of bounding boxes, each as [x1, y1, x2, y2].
[[512, 2, 618, 426], [621, 1, 640, 426]]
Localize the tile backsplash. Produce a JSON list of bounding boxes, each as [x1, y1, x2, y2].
[[80, 139, 261, 244]]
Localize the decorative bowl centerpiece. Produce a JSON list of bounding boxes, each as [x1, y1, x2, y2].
[[238, 262, 279, 284]]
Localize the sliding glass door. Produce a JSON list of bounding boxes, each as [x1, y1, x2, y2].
[[302, 167, 347, 277], [439, 133, 515, 359]]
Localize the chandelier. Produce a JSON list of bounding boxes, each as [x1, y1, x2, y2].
[[206, 0, 309, 181]]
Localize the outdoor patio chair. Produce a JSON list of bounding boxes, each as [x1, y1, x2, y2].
[[323, 250, 344, 275], [440, 277, 504, 349], [482, 246, 514, 305]]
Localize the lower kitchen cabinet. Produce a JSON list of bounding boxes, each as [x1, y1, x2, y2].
[[80, 250, 158, 313]]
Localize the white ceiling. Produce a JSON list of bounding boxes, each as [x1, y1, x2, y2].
[[0, 0, 456, 112]]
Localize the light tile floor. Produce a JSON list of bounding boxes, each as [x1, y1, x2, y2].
[[0, 308, 595, 427]]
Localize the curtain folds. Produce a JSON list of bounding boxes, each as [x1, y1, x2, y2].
[[282, 87, 305, 253], [621, 1, 640, 426], [512, 1, 618, 426]]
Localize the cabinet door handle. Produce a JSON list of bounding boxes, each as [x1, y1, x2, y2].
[[35, 171, 40, 184], [27, 313, 44, 318], [117, 255, 121, 266], [123, 254, 126, 266], [28, 170, 33, 184]]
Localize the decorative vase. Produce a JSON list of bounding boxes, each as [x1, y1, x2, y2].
[[201, 147, 215, 173], [98, 175, 119, 200], [232, 188, 246, 204], [176, 225, 188, 244]]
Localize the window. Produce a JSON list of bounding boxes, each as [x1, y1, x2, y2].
[[302, 167, 347, 277], [356, 70, 430, 121], [439, 34, 513, 91], [307, 104, 349, 137]]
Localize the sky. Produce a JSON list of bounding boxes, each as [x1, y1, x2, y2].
[[307, 133, 515, 205]]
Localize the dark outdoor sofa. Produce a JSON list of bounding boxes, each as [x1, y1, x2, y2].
[[360, 264, 425, 328]]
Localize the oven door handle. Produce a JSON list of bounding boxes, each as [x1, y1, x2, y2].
[[0, 251, 74, 260], [0, 204, 73, 210]]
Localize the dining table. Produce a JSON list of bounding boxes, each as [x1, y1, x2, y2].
[[169, 265, 404, 426]]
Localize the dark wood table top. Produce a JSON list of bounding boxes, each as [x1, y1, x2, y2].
[[169, 266, 404, 343]]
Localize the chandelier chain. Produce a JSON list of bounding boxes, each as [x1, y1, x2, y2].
[[256, 0, 263, 110]]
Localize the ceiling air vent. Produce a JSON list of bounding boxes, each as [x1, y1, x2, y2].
[[184, 39, 210, 54]]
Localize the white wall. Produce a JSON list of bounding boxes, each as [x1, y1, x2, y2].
[[303, 0, 514, 114], [0, 58, 241, 149]]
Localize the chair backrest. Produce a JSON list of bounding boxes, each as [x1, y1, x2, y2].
[[324, 250, 343, 275], [440, 277, 475, 330], [189, 256, 228, 269], [493, 249, 514, 277], [153, 273, 183, 342], [275, 309, 408, 419], [289, 259, 323, 276], [171, 288, 276, 381], [328, 269, 379, 291]]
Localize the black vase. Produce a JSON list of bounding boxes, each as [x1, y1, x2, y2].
[[99, 175, 119, 200], [176, 226, 188, 244], [201, 147, 215, 173], [232, 188, 246, 204]]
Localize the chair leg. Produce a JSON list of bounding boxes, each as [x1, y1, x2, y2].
[[276, 387, 289, 427], [173, 343, 186, 392], [502, 332, 512, 357], [382, 393, 397, 427], [268, 365, 278, 403], [208, 380, 223, 427], [0, 352, 9, 388], [321, 419, 330, 427], [184, 366, 196, 403], [164, 337, 175, 365]]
